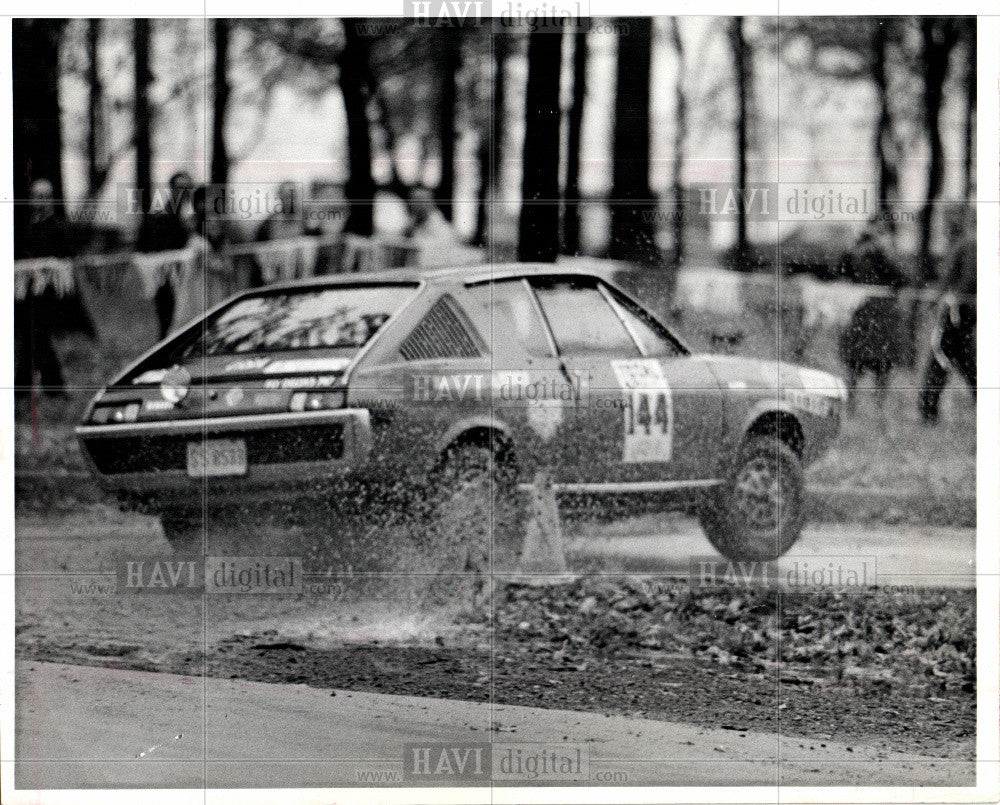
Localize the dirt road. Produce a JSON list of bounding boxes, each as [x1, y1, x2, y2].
[[16, 661, 974, 789], [13, 505, 977, 789]]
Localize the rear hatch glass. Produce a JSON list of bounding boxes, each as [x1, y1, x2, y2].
[[181, 284, 418, 357], [122, 283, 419, 384]]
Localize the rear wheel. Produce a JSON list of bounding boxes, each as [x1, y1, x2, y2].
[[698, 436, 804, 561], [422, 444, 524, 576]]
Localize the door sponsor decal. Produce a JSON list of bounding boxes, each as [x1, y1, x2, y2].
[[490, 370, 572, 441], [612, 359, 673, 463]]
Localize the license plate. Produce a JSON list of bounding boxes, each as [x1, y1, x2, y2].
[[187, 439, 247, 477]]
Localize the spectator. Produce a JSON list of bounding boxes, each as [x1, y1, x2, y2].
[[403, 185, 456, 244], [14, 178, 73, 397], [838, 294, 903, 413], [918, 206, 976, 424], [841, 218, 908, 288], [169, 185, 242, 331], [256, 181, 317, 242], [192, 184, 242, 252], [136, 171, 194, 338]]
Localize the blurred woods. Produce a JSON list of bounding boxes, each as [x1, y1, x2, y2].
[[13, 16, 976, 283]]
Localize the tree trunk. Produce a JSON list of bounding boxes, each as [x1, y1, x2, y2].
[[669, 19, 687, 267], [872, 18, 899, 230], [341, 20, 376, 238], [609, 18, 660, 266], [472, 129, 490, 246], [86, 19, 108, 198], [729, 16, 750, 269], [134, 19, 153, 216], [918, 18, 959, 282], [961, 20, 976, 202], [561, 29, 588, 256], [473, 35, 508, 246], [435, 31, 461, 222], [474, 34, 509, 247], [211, 19, 231, 188], [13, 20, 66, 223], [518, 32, 563, 263]]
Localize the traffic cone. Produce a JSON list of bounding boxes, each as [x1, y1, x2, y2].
[[517, 471, 570, 580]]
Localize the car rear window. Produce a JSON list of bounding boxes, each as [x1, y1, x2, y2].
[[177, 284, 418, 358]]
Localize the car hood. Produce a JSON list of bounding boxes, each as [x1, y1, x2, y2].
[[697, 354, 846, 396]]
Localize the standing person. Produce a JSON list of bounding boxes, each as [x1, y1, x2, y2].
[[14, 178, 73, 397], [169, 184, 243, 331], [403, 185, 456, 244], [842, 218, 908, 288], [918, 207, 976, 424], [255, 181, 316, 242], [192, 184, 242, 253], [136, 171, 194, 338]]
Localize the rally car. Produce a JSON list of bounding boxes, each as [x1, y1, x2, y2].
[[76, 264, 845, 561]]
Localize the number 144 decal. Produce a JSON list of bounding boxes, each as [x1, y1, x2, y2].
[[612, 359, 674, 463]]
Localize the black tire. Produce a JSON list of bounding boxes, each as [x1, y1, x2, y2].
[[698, 436, 805, 561], [160, 512, 203, 554], [422, 444, 524, 575]]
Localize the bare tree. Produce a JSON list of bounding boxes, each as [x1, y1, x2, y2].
[[84, 20, 111, 198], [728, 16, 751, 269], [134, 19, 153, 215], [518, 31, 563, 263], [473, 32, 509, 247], [918, 17, 960, 281], [871, 19, 900, 226], [341, 21, 376, 237], [669, 19, 687, 267], [245, 19, 378, 237], [434, 29, 461, 221], [211, 19, 231, 187], [13, 20, 66, 222], [562, 28, 588, 256], [609, 18, 660, 266], [959, 19, 975, 202], [769, 17, 909, 241]]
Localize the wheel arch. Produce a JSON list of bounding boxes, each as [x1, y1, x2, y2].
[[435, 417, 517, 469], [742, 405, 805, 458]]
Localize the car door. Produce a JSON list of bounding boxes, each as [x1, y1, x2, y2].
[[458, 279, 574, 473], [527, 276, 727, 485]]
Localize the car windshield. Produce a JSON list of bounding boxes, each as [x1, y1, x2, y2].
[[177, 284, 418, 358]]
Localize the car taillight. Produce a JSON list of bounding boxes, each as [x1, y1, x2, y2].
[[91, 402, 141, 424], [289, 390, 346, 412]]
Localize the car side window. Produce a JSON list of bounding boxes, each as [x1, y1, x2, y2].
[[463, 281, 553, 358], [530, 278, 640, 356], [399, 294, 484, 361], [603, 290, 682, 358]]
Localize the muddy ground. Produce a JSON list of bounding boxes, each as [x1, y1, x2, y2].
[[15, 505, 975, 763]]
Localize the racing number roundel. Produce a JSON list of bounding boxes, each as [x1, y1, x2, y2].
[[611, 359, 673, 463]]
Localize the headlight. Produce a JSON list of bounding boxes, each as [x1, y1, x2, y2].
[[289, 390, 346, 412]]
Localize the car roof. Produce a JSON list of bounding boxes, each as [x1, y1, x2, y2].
[[255, 263, 609, 294]]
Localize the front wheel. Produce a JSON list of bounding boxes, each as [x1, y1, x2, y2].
[[698, 436, 804, 561]]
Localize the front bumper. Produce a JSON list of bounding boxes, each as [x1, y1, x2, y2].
[[75, 408, 372, 504]]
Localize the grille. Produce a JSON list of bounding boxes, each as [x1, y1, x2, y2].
[[82, 424, 344, 475], [399, 295, 482, 361]]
